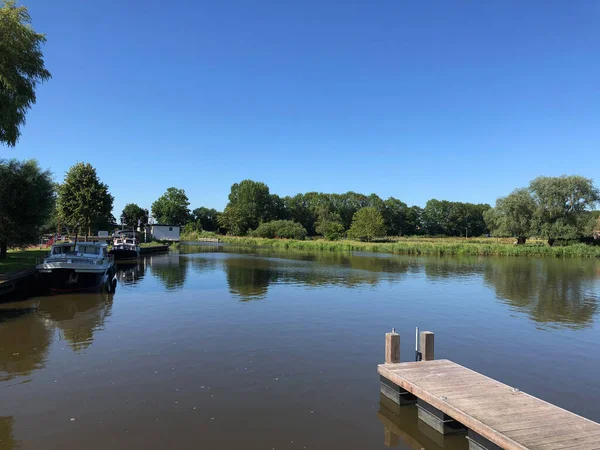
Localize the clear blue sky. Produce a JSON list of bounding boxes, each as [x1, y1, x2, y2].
[[5, 0, 600, 216]]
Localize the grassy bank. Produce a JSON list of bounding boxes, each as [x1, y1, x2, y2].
[[210, 236, 600, 258], [0, 249, 47, 276]]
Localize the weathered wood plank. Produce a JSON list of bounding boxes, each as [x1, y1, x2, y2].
[[378, 360, 600, 450]]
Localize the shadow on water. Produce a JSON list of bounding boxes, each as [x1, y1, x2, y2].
[[0, 416, 17, 450], [377, 394, 467, 450], [37, 293, 114, 352], [483, 259, 599, 329]]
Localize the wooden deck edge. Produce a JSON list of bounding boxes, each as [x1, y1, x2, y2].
[[378, 363, 529, 450], [454, 363, 600, 429]]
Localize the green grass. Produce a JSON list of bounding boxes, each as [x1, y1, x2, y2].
[[180, 230, 219, 241], [215, 236, 600, 258], [140, 241, 171, 248], [0, 249, 47, 276]]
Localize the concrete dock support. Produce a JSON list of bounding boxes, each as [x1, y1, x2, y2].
[[416, 399, 465, 435]]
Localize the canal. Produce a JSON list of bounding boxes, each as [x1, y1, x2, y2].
[[1, 244, 599, 449]]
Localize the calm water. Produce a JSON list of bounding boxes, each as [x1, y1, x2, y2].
[[1, 244, 600, 450]]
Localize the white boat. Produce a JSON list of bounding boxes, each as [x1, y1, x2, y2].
[[109, 234, 140, 260], [37, 242, 116, 293]]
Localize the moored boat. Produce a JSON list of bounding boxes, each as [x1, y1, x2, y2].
[[109, 234, 141, 260], [37, 242, 116, 293]]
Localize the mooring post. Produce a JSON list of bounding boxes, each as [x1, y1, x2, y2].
[[419, 331, 434, 361], [385, 329, 400, 364]]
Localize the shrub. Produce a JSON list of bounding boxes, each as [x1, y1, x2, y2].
[[347, 207, 387, 242], [316, 220, 345, 240], [250, 220, 307, 240]]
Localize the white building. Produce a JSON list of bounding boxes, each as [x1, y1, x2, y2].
[[150, 224, 180, 241]]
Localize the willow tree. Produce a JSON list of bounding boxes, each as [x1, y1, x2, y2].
[[57, 163, 114, 236], [529, 175, 599, 246], [0, 0, 51, 147]]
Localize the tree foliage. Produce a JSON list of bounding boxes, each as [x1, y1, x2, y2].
[[422, 200, 490, 237], [192, 207, 220, 232], [121, 203, 147, 228], [486, 176, 599, 245], [484, 188, 535, 244], [529, 175, 599, 244], [151, 187, 190, 225], [250, 220, 307, 240], [0, 159, 54, 257], [57, 163, 114, 236], [219, 180, 274, 235], [347, 207, 387, 242], [0, 0, 51, 147], [315, 211, 345, 241]]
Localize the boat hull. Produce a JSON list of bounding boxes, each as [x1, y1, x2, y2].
[[109, 248, 140, 260], [37, 267, 116, 293]]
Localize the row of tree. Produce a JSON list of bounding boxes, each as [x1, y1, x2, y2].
[[2, 157, 599, 258]]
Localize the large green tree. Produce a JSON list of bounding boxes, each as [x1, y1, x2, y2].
[[347, 207, 387, 242], [529, 175, 599, 245], [0, 159, 54, 257], [484, 188, 536, 244], [121, 203, 147, 228], [151, 187, 190, 225], [0, 0, 51, 147], [219, 180, 274, 235], [382, 197, 409, 236], [57, 163, 114, 236]]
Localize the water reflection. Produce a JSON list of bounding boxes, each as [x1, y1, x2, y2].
[[195, 245, 600, 328], [148, 253, 188, 291], [377, 394, 467, 449], [116, 260, 146, 286], [0, 416, 17, 450], [0, 308, 51, 381], [483, 259, 599, 329], [37, 293, 114, 351], [225, 257, 273, 301], [220, 252, 416, 300]]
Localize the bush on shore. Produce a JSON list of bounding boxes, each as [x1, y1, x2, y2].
[[249, 220, 307, 240]]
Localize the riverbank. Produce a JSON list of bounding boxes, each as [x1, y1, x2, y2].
[[210, 236, 600, 258], [0, 249, 46, 276]]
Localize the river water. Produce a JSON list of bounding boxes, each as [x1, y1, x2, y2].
[[1, 244, 599, 450]]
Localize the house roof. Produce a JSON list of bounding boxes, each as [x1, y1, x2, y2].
[[150, 224, 181, 228]]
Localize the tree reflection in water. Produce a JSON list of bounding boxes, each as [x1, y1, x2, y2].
[[0, 308, 52, 382], [148, 253, 188, 291], [483, 259, 599, 329], [37, 293, 114, 352]]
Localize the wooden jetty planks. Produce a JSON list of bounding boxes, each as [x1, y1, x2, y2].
[[379, 360, 600, 450]]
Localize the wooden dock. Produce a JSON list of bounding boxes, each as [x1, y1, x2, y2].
[[0, 269, 37, 302], [379, 332, 600, 450]]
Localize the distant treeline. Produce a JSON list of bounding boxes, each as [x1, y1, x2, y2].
[[182, 180, 491, 240]]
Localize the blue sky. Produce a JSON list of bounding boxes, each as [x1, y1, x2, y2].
[[4, 0, 600, 216]]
